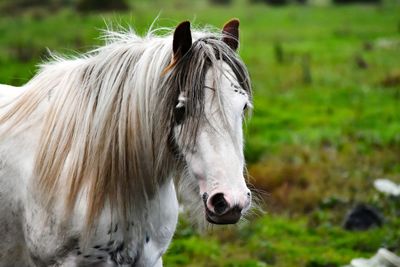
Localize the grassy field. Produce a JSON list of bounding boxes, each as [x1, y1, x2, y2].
[[0, 1, 399, 266]]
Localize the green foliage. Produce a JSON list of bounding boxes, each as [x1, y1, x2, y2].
[[75, 0, 129, 12]]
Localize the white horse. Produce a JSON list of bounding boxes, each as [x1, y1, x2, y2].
[[0, 19, 252, 267]]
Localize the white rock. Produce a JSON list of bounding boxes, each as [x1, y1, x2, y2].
[[347, 248, 400, 267], [373, 179, 400, 197]]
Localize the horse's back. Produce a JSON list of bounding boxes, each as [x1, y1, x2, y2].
[[0, 84, 25, 104]]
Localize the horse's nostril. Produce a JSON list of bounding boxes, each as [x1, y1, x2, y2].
[[210, 193, 229, 215]]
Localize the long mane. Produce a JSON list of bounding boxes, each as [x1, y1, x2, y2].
[[0, 26, 251, 231]]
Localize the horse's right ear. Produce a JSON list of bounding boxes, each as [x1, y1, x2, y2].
[[222, 19, 239, 52], [173, 21, 192, 60]]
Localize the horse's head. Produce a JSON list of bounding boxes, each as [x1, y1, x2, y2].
[[170, 20, 252, 224]]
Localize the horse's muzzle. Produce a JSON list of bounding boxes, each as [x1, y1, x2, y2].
[[203, 192, 243, 224]]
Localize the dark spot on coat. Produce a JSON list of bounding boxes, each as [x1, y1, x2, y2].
[[132, 249, 140, 265], [29, 251, 47, 267], [115, 242, 124, 252]]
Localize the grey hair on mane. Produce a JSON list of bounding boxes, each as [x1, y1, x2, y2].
[[0, 25, 252, 235]]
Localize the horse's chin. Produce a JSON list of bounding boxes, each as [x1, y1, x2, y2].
[[205, 207, 241, 225]]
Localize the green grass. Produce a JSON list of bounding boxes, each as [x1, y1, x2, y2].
[[0, 1, 399, 266], [165, 213, 400, 267]]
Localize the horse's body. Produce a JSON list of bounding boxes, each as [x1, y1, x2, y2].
[[0, 20, 252, 267], [0, 84, 179, 266]]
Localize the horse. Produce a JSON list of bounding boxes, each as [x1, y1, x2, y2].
[[0, 18, 252, 267]]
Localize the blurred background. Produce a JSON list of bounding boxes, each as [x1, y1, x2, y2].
[[0, 0, 399, 266]]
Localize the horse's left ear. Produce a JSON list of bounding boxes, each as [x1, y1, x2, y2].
[[222, 19, 240, 52], [173, 21, 192, 60]]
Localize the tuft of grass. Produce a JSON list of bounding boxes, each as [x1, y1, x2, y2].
[[248, 144, 400, 213]]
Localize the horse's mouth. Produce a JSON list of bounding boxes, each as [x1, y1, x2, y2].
[[205, 206, 242, 225]]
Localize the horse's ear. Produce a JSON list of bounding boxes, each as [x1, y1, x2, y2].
[[173, 21, 192, 60], [222, 18, 239, 52]]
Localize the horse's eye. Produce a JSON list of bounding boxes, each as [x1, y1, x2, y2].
[[174, 105, 185, 125]]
